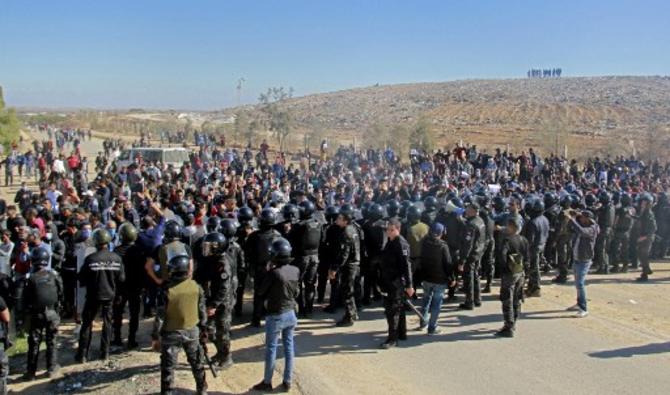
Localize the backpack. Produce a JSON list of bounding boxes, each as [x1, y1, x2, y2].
[[507, 251, 524, 274]]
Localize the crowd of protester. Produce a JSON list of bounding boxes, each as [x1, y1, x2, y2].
[[0, 123, 668, 394]]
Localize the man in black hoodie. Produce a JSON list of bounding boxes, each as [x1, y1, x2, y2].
[[418, 222, 452, 335]]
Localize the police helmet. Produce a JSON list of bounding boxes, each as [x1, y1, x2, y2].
[[220, 219, 238, 239], [237, 207, 254, 224], [206, 216, 221, 233], [282, 204, 300, 224], [202, 232, 228, 257], [270, 237, 292, 261], [325, 206, 340, 222], [164, 220, 182, 241], [424, 196, 438, 211], [407, 206, 422, 223], [118, 222, 138, 244], [368, 204, 385, 221], [30, 247, 50, 269], [168, 255, 190, 278], [299, 200, 315, 219], [386, 200, 400, 217], [260, 208, 277, 227], [92, 228, 112, 247]]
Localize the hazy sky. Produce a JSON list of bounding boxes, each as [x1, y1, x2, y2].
[[1, 0, 668, 110]]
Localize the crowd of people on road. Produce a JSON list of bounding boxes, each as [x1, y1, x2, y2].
[[0, 123, 668, 394]]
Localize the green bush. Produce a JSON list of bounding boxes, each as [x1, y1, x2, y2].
[[0, 86, 21, 150]]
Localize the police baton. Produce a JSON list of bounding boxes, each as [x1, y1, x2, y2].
[[402, 295, 426, 328], [199, 332, 218, 378]]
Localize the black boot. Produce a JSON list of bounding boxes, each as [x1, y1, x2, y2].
[[495, 326, 514, 338]]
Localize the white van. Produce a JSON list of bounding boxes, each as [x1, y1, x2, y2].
[[113, 147, 191, 169]]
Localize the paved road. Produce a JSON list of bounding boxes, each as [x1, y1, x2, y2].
[[288, 277, 670, 395]]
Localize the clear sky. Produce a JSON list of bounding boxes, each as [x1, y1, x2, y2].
[[1, 0, 668, 110]]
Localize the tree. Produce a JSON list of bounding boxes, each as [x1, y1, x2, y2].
[[201, 120, 215, 134], [409, 118, 435, 152], [641, 123, 670, 164], [258, 87, 294, 152], [233, 111, 249, 145], [0, 86, 21, 150], [363, 122, 389, 149]]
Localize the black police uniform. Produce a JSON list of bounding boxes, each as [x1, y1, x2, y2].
[[289, 217, 321, 315], [361, 217, 387, 304], [24, 267, 63, 377], [460, 214, 486, 308], [479, 207, 496, 292], [443, 211, 465, 300], [595, 202, 615, 273], [77, 249, 125, 361], [331, 224, 361, 323], [318, 221, 342, 306], [112, 242, 145, 347], [543, 204, 561, 272], [244, 227, 281, 326], [153, 276, 208, 395], [555, 208, 574, 281], [196, 248, 236, 365], [379, 235, 412, 344], [610, 206, 634, 272], [636, 207, 657, 279], [498, 233, 529, 335], [233, 223, 253, 316], [522, 213, 549, 295]]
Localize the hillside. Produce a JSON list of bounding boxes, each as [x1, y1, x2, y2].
[[216, 76, 670, 155]]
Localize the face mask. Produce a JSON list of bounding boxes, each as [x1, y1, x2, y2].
[[81, 229, 91, 239], [108, 229, 116, 238], [46, 233, 53, 241]]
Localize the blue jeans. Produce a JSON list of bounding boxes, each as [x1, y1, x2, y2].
[[421, 281, 447, 332], [573, 261, 592, 311], [264, 310, 297, 385]]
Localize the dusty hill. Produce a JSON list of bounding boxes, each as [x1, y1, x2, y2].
[[216, 76, 670, 155]]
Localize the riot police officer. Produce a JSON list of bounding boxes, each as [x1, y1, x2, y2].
[[76, 229, 125, 362], [496, 219, 529, 338], [290, 201, 322, 316], [543, 192, 561, 273], [233, 207, 255, 316], [459, 202, 486, 310], [552, 196, 574, 283], [221, 219, 245, 318], [343, 204, 366, 304], [152, 255, 208, 395], [197, 232, 236, 369], [635, 193, 657, 282], [386, 199, 401, 222], [440, 197, 466, 301], [23, 247, 63, 380], [378, 219, 413, 349], [319, 206, 342, 308], [522, 198, 549, 297], [610, 194, 634, 273], [362, 203, 387, 305], [146, 220, 192, 286], [328, 210, 361, 327], [478, 194, 496, 293], [245, 208, 281, 327], [595, 191, 616, 274], [421, 196, 438, 225], [112, 222, 143, 349]]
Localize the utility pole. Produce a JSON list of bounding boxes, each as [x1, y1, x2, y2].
[[236, 78, 245, 107]]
